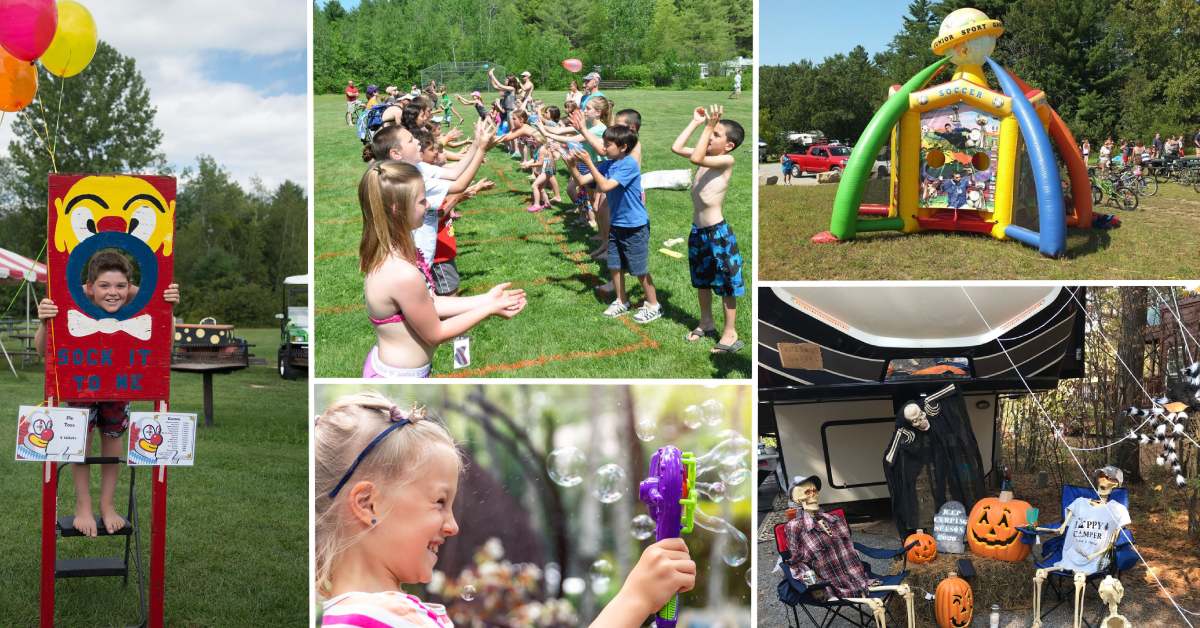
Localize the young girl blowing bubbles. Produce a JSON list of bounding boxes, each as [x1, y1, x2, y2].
[[316, 393, 697, 627], [358, 162, 527, 378]]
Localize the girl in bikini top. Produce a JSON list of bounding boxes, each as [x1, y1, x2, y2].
[[367, 254, 435, 325], [357, 160, 529, 373]]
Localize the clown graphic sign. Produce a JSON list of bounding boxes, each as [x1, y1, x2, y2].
[[45, 174, 176, 401], [15, 405, 89, 463], [127, 412, 196, 466]]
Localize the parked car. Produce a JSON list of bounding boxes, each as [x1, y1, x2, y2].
[[782, 143, 852, 176]]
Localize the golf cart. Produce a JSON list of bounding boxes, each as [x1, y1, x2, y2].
[[277, 274, 309, 379]]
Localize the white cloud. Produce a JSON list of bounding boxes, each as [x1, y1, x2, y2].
[[0, 0, 309, 191]]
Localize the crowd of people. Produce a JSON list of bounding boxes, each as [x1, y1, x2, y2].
[[338, 69, 747, 378], [1082, 130, 1200, 172]]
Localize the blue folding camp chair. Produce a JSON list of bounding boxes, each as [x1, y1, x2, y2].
[[774, 509, 917, 627], [1019, 485, 1137, 628]]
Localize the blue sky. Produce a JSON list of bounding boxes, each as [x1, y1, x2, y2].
[[0, 0, 308, 191], [760, 0, 903, 66]]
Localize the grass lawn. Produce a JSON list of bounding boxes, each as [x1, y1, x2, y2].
[[759, 181, 1200, 280], [0, 328, 307, 625], [315, 90, 753, 378]]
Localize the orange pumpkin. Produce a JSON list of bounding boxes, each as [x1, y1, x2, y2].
[[967, 492, 1032, 562], [935, 571, 974, 628], [905, 529, 937, 564]]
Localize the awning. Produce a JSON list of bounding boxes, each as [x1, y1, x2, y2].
[[0, 247, 47, 284]]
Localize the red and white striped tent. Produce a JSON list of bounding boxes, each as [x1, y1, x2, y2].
[[0, 247, 47, 284], [0, 247, 46, 376]]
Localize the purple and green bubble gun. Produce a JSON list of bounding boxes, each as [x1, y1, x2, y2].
[[637, 445, 696, 628]]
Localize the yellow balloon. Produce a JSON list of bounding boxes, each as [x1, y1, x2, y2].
[[40, 0, 97, 78]]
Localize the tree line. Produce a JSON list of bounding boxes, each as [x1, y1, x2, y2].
[[760, 0, 1200, 152], [0, 42, 308, 327], [313, 0, 752, 93]]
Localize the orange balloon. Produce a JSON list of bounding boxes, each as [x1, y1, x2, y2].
[[0, 46, 37, 112]]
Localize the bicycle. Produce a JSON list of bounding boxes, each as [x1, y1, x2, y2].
[[346, 100, 365, 127], [1089, 167, 1138, 210]]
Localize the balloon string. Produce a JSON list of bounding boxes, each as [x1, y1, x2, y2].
[[51, 74, 67, 166], [32, 97, 58, 173]]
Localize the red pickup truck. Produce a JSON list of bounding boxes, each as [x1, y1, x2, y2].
[[783, 144, 852, 176]]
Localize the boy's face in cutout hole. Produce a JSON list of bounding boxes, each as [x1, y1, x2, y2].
[[374, 445, 461, 583], [86, 270, 132, 314]]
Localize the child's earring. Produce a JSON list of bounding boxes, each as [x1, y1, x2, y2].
[[370, 517, 377, 526]]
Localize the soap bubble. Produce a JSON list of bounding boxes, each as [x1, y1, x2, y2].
[[592, 463, 627, 503], [544, 562, 561, 596], [562, 576, 586, 595], [635, 414, 658, 442], [700, 398, 725, 426], [548, 447, 586, 487], [683, 405, 703, 429], [696, 480, 726, 503], [745, 569, 752, 587], [590, 559, 613, 593], [721, 525, 749, 567], [723, 466, 750, 487], [631, 514, 655, 540], [461, 584, 476, 601]]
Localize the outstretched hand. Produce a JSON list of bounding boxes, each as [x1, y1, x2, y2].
[[487, 282, 527, 318], [568, 109, 586, 131], [705, 104, 723, 126]]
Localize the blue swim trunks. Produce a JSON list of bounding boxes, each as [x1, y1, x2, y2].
[[688, 221, 744, 297]]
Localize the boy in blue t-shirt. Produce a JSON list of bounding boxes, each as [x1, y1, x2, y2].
[[567, 125, 661, 323]]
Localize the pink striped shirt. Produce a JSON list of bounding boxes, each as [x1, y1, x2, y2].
[[322, 591, 453, 628]]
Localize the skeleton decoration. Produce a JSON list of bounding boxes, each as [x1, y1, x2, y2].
[[883, 384, 987, 536], [1124, 361, 1199, 488], [1030, 467, 1131, 628], [785, 476, 916, 628]]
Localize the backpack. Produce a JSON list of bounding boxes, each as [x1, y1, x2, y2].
[[357, 104, 393, 142]]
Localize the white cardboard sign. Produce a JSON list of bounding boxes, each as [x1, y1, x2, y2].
[[127, 412, 196, 466], [15, 405, 89, 463]]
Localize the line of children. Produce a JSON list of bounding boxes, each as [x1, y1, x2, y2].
[[316, 392, 696, 627], [358, 117, 527, 378]]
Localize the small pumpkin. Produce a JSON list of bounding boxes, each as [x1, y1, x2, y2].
[[904, 529, 937, 564], [967, 491, 1032, 562], [935, 571, 974, 628]]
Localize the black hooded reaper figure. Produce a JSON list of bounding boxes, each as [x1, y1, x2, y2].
[[882, 383, 987, 537]]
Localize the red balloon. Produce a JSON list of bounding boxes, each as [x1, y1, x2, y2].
[[0, 46, 38, 112], [561, 58, 583, 73], [0, 0, 59, 62]]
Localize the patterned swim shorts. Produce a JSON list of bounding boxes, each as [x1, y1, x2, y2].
[[688, 221, 745, 297]]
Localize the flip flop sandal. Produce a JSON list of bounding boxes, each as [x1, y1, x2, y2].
[[685, 327, 717, 342], [711, 339, 745, 353]]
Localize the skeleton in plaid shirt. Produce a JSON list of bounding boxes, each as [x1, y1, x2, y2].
[[785, 476, 916, 628]]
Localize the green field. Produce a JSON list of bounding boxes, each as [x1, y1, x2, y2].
[[0, 328, 307, 625], [315, 91, 753, 378], [760, 181, 1200, 280]]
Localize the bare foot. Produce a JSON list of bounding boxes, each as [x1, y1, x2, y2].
[[100, 507, 127, 534], [73, 504, 97, 537]]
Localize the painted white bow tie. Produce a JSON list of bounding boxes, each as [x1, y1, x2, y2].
[[68, 308, 153, 340]]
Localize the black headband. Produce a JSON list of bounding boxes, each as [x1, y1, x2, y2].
[[328, 408, 413, 498]]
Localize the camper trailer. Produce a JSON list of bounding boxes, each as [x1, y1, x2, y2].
[[758, 286, 1085, 507]]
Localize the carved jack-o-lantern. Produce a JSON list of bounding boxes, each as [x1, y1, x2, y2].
[[967, 493, 1032, 562], [935, 571, 974, 628], [905, 529, 937, 564]]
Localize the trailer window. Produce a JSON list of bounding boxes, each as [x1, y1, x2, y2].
[[884, 357, 971, 381]]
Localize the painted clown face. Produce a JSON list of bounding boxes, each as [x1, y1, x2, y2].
[[53, 176, 175, 257], [136, 419, 164, 458], [25, 413, 54, 451]]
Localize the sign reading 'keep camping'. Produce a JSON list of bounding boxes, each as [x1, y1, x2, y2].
[[934, 500, 969, 553]]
